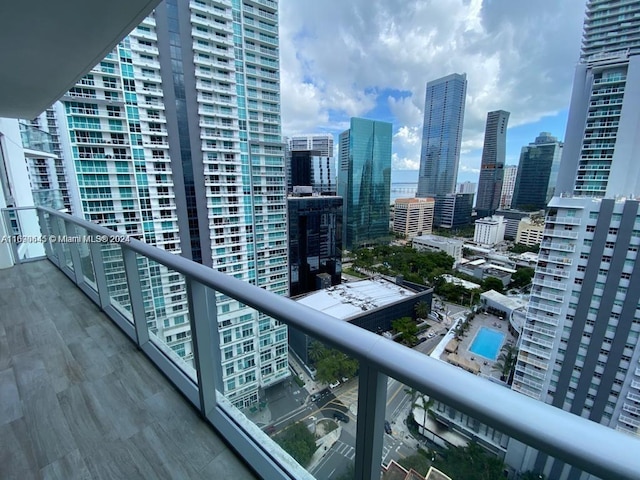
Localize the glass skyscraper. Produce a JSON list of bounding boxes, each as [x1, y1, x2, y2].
[[511, 132, 563, 211], [416, 73, 467, 198], [475, 110, 509, 218], [56, 0, 288, 408], [338, 118, 392, 250]]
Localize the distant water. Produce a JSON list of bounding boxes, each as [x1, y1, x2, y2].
[[390, 183, 418, 204], [390, 170, 419, 205]]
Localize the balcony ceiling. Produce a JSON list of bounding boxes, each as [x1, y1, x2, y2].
[[0, 0, 162, 119]]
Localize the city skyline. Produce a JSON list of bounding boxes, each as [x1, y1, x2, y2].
[[278, 0, 586, 182]]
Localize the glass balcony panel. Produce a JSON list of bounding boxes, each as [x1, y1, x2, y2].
[[74, 225, 96, 288], [215, 300, 358, 479], [101, 243, 132, 321], [2, 208, 47, 261], [138, 256, 196, 382], [56, 218, 74, 269]]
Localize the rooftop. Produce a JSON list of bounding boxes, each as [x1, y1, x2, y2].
[[0, 260, 255, 479], [296, 278, 416, 319]]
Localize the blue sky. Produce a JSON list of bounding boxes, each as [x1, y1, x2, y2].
[[278, 0, 586, 186]]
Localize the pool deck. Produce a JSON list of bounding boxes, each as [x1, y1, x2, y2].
[[439, 309, 517, 380]]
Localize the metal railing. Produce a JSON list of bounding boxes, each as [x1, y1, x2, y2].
[[3, 205, 640, 480]]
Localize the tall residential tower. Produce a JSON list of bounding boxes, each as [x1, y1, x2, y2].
[[510, 1, 640, 478], [475, 110, 509, 218], [416, 73, 467, 198], [57, 0, 288, 409]]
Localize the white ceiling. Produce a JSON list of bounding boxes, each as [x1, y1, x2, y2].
[[0, 0, 162, 119]]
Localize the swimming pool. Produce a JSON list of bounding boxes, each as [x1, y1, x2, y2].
[[469, 327, 505, 360]]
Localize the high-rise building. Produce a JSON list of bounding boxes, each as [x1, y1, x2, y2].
[[286, 150, 335, 194], [512, 132, 563, 211], [288, 195, 342, 296], [510, 2, 640, 477], [500, 165, 518, 209], [434, 193, 473, 230], [417, 73, 467, 198], [456, 181, 477, 195], [393, 197, 435, 238], [476, 110, 510, 218], [473, 215, 506, 247], [338, 117, 392, 250], [56, 0, 288, 409], [287, 133, 334, 157]]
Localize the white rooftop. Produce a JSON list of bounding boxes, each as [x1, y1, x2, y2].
[[296, 279, 417, 320], [481, 289, 527, 311]]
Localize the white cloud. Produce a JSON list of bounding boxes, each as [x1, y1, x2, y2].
[[392, 153, 420, 170], [279, 0, 586, 170]]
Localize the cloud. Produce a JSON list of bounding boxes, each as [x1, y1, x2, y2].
[[279, 0, 585, 169], [392, 153, 420, 170]]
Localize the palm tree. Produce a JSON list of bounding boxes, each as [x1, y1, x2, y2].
[[308, 340, 327, 364], [414, 301, 430, 320], [492, 344, 519, 384]]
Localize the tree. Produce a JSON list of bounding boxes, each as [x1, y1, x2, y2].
[[274, 422, 317, 467], [509, 243, 540, 254], [511, 267, 535, 289], [435, 442, 505, 480], [308, 340, 328, 364], [492, 343, 519, 384], [414, 301, 430, 320], [392, 316, 419, 345], [398, 453, 431, 476], [314, 347, 358, 384], [482, 276, 504, 293]]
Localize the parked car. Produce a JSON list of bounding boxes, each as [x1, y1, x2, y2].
[[329, 380, 340, 389], [384, 420, 392, 435], [334, 411, 350, 423]]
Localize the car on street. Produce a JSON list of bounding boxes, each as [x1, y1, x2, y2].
[[334, 411, 350, 423], [329, 380, 340, 389], [384, 420, 392, 435]]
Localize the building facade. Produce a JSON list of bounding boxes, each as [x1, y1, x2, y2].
[[512, 132, 563, 211], [500, 165, 518, 209], [286, 133, 333, 157], [417, 73, 467, 198], [515, 217, 545, 247], [412, 234, 463, 265], [338, 117, 392, 250], [475, 110, 510, 218], [56, 0, 289, 408], [434, 193, 473, 229], [473, 215, 506, 247], [288, 195, 342, 297], [456, 181, 477, 195], [286, 150, 335, 194], [393, 197, 435, 238], [510, 2, 640, 477]]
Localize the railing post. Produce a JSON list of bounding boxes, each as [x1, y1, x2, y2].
[[187, 278, 222, 417], [354, 362, 387, 480], [122, 247, 150, 347], [36, 208, 54, 260], [88, 241, 111, 309]]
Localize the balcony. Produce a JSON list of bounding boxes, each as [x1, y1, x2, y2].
[[1, 206, 640, 480], [19, 123, 56, 155]]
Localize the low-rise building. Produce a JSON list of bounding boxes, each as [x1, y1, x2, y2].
[[413, 234, 463, 264], [393, 197, 435, 238], [473, 215, 506, 247], [289, 278, 432, 364], [515, 216, 544, 246]]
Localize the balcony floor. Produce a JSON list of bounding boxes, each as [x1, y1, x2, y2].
[[0, 260, 257, 479]]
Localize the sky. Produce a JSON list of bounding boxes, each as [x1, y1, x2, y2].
[[277, 0, 587, 184]]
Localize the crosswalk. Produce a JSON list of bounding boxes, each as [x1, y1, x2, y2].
[[333, 440, 355, 461]]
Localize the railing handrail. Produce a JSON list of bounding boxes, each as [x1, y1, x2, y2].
[[28, 207, 640, 479]]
